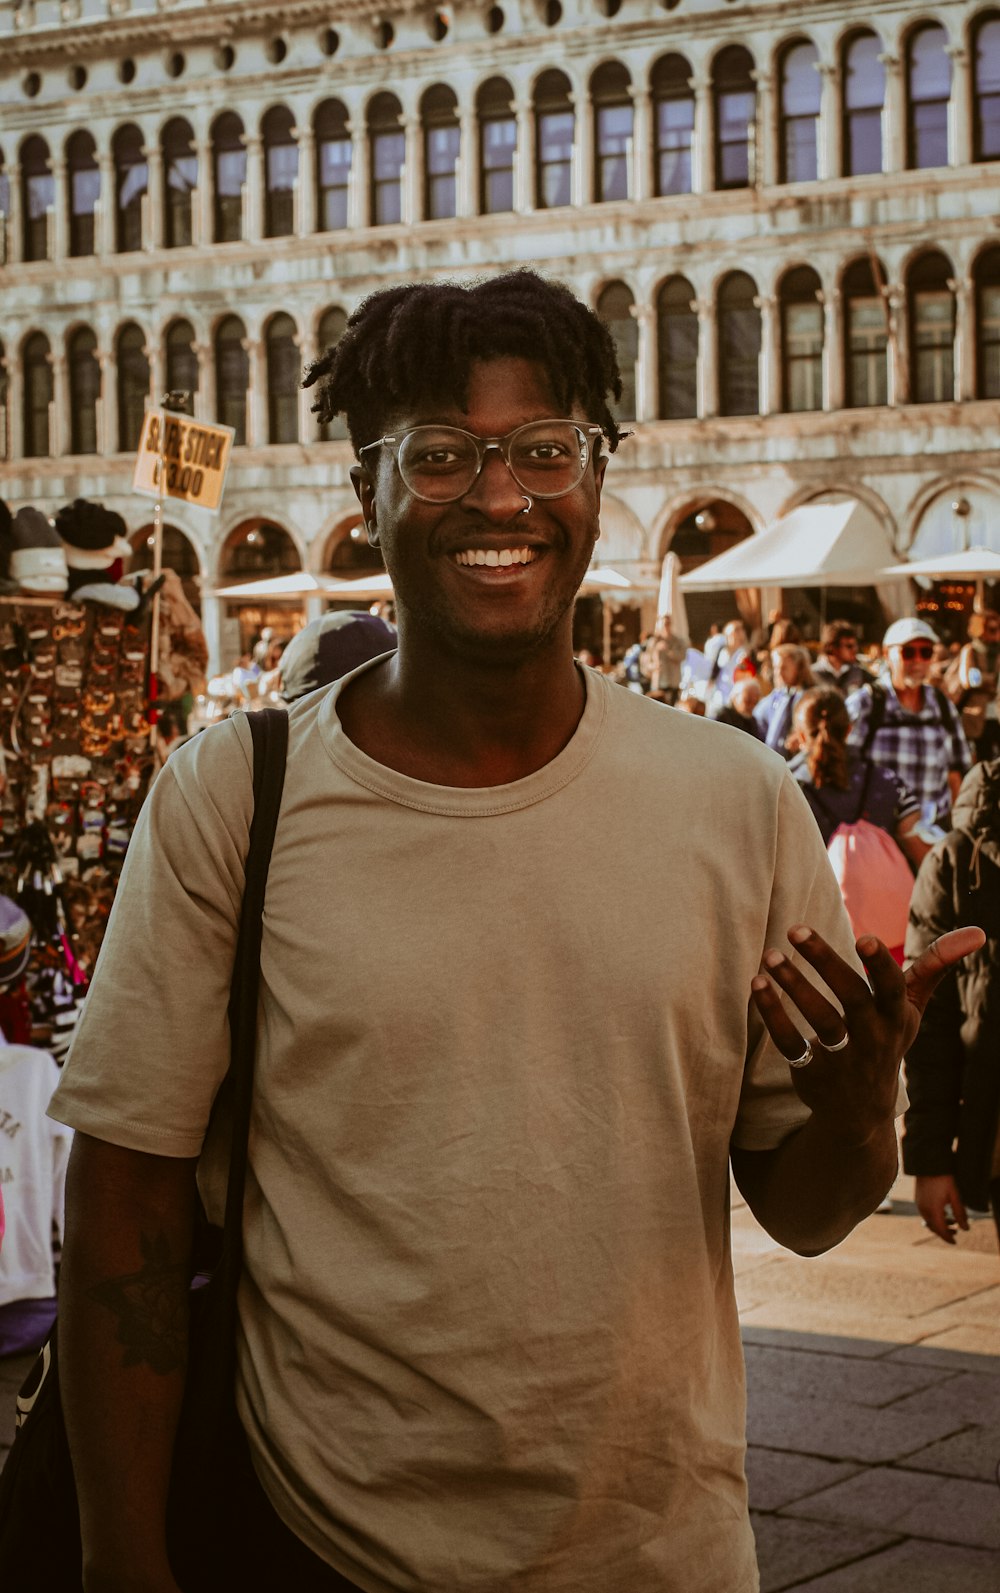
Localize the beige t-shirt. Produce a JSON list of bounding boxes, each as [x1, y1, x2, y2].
[[51, 664, 861, 1593]]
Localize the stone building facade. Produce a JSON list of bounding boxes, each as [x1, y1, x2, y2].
[[1, 0, 999, 668]]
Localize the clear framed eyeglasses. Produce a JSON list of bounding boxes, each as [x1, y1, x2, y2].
[[358, 419, 604, 504]]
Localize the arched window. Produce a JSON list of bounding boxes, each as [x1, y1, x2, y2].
[[22, 332, 52, 458], [713, 47, 756, 190], [597, 282, 637, 421], [113, 124, 147, 253], [68, 327, 100, 454], [368, 94, 405, 225], [656, 276, 698, 419], [165, 319, 198, 414], [21, 136, 54, 262], [212, 112, 246, 243], [535, 71, 574, 208], [263, 106, 298, 238], [907, 24, 951, 169], [779, 41, 821, 183], [163, 118, 197, 248], [974, 247, 1000, 396], [779, 266, 823, 411], [215, 315, 249, 444], [66, 130, 99, 257], [592, 62, 632, 202], [908, 251, 956, 403], [973, 16, 1000, 161], [718, 272, 761, 415], [842, 32, 885, 176], [422, 85, 460, 220], [843, 257, 888, 408], [265, 313, 299, 444], [315, 100, 351, 231], [477, 78, 516, 214], [220, 520, 301, 583], [651, 54, 694, 197], [316, 307, 348, 439], [117, 323, 149, 452]]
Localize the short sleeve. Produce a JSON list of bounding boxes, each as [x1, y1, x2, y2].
[[48, 717, 255, 1157]]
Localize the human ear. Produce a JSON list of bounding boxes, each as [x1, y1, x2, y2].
[[350, 463, 378, 544]]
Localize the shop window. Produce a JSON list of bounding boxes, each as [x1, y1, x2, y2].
[[713, 46, 756, 189], [592, 62, 633, 202], [266, 313, 299, 443], [422, 84, 460, 220], [67, 130, 99, 257], [315, 100, 351, 231], [780, 266, 823, 411], [973, 15, 1000, 161], [212, 112, 246, 243], [165, 320, 198, 414], [368, 94, 405, 225], [163, 118, 197, 248], [21, 135, 54, 262], [718, 271, 761, 415], [68, 326, 100, 454], [908, 251, 956, 403], [651, 54, 694, 197], [842, 31, 885, 176], [263, 106, 298, 238], [907, 24, 951, 170], [23, 332, 52, 458], [779, 40, 821, 183], [316, 307, 348, 440], [478, 77, 516, 214], [215, 315, 249, 444], [597, 281, 637, 420], [974, 246, 1000, 396], [112, 124, 147, 253], [657, 276, 698, 419], [535, 70, 574, 208], [843, 257, 888, 408], [117, 323, 149, 452]]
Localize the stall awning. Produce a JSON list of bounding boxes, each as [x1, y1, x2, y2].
[[678, 502, 899, 592]]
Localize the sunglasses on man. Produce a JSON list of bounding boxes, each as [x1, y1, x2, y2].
[[899, 643, 935, 661]]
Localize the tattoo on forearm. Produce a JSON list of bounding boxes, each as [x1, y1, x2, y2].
[[87, 1230, 189, 1375]]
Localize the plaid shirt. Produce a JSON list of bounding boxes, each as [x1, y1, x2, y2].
[[845, 681, 972, 823]]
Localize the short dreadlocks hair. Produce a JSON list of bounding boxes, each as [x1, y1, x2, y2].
[[303, 270, 625, 459]]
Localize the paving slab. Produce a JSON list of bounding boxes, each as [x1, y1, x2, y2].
[[781, 1537, 1000, 1592], [746, 1386, 968, 1464], [882, 1369, 1000, 1425], [781, 1465, 1000, 1551], [902, 1425, 1000, 1483], [743, 1343, 949, 1409], [750, 1512, 898, 1593], [740, 1326, 899, 1361], [887, 1336, 1000, 1372], [745, 1448, 863, 1512]]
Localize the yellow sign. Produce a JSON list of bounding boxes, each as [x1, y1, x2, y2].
[[132, 410, 234, 512]]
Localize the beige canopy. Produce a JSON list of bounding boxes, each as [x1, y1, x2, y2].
[[678, 502, 899, 592]]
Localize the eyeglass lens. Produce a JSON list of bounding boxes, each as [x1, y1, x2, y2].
[[900, 644, 934, 659], [396, 421, 590, 503]]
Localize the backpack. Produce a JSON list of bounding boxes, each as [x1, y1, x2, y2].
[[860, 680, 958, 754], [810, 758, 915, 958]]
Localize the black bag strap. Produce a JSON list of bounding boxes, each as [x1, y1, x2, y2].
[[859, 683, 887, 758]]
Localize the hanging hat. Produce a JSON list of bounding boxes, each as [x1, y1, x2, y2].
[[279, 611, 397, 702], [55, 499, 132, 570], [9, 508, 69, 595], [0, 895, 32, 987]]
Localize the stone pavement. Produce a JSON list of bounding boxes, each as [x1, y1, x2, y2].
[[2, 1169, 998, 1590]]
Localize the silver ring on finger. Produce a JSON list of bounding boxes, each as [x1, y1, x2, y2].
[[823, 1030, 850, 1053], [788, 1039, 814, 1070]]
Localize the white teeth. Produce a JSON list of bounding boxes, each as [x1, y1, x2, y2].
[[453, 547, 537, 567]]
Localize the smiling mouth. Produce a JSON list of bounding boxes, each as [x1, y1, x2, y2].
[[452, 547, 540, 568]]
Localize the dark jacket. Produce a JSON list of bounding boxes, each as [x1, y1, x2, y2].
[[902, 759, 1000, 1208]]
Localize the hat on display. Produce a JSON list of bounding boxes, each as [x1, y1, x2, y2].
[[0, 895, 33, 987], [279, 611, 397, 702], [9, 508, 69, 595], [882, 617, 939, 650], [55, 499, 132, 569]]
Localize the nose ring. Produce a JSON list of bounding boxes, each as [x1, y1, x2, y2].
[[521, 495, 533, 514]]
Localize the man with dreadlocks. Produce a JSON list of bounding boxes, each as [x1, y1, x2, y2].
[[50, 271, 980, 1593]]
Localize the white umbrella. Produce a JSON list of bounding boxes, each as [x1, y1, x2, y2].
[[656, 551, 689, 640], [678, 502, 896, 591], [214, 570, 393, 601], [877, 547, 1000, 581]]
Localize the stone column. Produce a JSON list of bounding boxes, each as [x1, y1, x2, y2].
[[296, 330, 315, 442], [193, 341, 213, 423], [144, 144, 164, 249], [690, 74, 713, 193], [8, 355, 24, 461], [7, 163, 23, 264], [751, 71, 775, 187], [694, 297, 718, 418], [99, 348, 116, 454], [817, 62, 842, 180], [755, 293, 779, 415], [947, 46, 971, 167], [886, 284, 908, 405], [631, 301, 657, 422], [404, 115, 422, 224], [879, 54, 905, 171], [243, 135, 263, 242], [458, 107, 477, 217], [97, 151, 116, 254], [631, 86, 652, 201], [295, 125, 316, 236], [0, 347, 9, 460], [819, 289, 844, 411], [202, 593, 224, 681], [50, 158, 68, 260], [195, 136, 213, 246], [514, 99, 535, 212], [50, 349, 68, 456], [347, 121, 368, 229], [243, 336, 265, 446], [148, 337, 166, 415], [574, 88, 594, 206], [950, 275, 975, 400]]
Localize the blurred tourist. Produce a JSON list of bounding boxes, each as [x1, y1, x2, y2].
[[754, 644, 814, 758], [812, 622, 875, 697]]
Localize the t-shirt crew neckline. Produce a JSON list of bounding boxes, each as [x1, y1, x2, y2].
[[318, 656, 609, 817]]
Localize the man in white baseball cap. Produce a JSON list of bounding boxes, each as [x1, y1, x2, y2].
[[846, 616, 972, 827]]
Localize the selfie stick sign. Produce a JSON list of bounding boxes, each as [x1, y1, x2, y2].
[[132, 410, 234, 513]]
